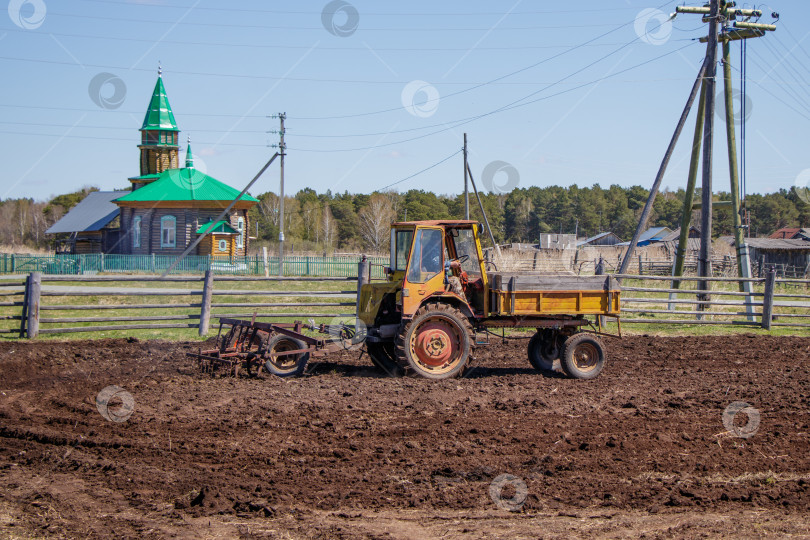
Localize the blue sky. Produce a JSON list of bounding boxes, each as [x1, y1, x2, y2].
[[1, 0, 808, 202]]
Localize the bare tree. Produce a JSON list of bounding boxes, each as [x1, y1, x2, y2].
[[358, 193, 395, 253], [321, 204, 336, 252], [258, 193, 280, 226], [300, 200, 319, 241], [382, 190, 403, 221]]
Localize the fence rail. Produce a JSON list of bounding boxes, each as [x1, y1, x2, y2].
[[615, 270, 810, 328], [2, 267, 809, 338], [1, 269, 362, 337]]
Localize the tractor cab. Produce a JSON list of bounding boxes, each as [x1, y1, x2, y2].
[[358, 220, 488, 330]]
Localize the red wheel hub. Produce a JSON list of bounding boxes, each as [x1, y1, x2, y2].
[[412, 320, 459, 368]]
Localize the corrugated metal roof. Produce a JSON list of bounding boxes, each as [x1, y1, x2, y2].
[[196, 220, 238, 234], [638, 226, 671, 243], [46, 191, 124, 234], [115, 167, 259, 204], [659, 226, 700, 243], [768, 227, 801, 239], [577, 232, 620, 246], [141, 75, 179, 132]]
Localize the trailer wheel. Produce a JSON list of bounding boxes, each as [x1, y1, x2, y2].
[[528, 330, 560, 375], [561, 333, 605, 380], [366, 342, 402, 377], [263, 334, 309, 378], [396, 303, 472, 379]]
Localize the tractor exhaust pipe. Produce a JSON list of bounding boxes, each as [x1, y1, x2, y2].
[[356, 255, 370, 318]]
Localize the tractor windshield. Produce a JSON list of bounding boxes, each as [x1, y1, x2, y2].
[[406, 228, 443, 283], [390, 228, 413, 271], [451, 228, 481, 277]]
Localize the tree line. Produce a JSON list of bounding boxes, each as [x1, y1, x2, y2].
[[1, 184, 807, 253]]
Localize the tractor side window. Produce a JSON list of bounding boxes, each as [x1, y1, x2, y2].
[[406, 228, 443, 283], [393, 229, 413, 271], [452, 229, 481, 277]]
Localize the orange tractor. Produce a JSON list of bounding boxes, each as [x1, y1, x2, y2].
[[192, 220, 620, 381], [358, 220, 620, 379]]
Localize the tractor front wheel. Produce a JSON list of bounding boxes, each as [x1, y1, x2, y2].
[[396, 303, 472, 379], [366, 342, 402, 377]]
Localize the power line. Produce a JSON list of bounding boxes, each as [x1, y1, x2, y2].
[[2, 27, 696, 52], [0, 43, 700, 152], [285, 43, 698, 152], [292, 0, 676, 121], [379, 150, 461, 191], [76, 0, 643, 16], [49, 11, 632, 31], [0, 0, 677, 131]]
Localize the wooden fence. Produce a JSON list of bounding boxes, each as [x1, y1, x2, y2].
[[616, 270, 810, 328], [2, 271, 360, 337], [2, 268, 808, 338]]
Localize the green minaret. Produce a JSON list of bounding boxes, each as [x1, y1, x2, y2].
[[135, 66, 180, 185], [185, 136, 194, 169]]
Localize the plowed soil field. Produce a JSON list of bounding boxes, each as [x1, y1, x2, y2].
[[1, 334, 810, 538]]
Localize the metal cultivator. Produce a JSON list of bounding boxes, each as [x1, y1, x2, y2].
[[188, 317, 363, 378]]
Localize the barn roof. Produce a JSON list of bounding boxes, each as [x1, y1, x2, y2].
[[577, 232, 620, 246], [46, 191, 124, 234], [743, 238, 810, 250], [638, 226, 672, 243], [768, 227, 801, 239]]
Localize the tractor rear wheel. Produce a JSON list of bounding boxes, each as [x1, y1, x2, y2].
[[527, 330, 560, 375], [395, 303, 472, 379], [560, 333, 605, 380], [366, 342, 402, 377], [263, 334, 309, 378]]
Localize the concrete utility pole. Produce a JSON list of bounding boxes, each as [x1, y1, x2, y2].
[[278, 112, 286, 276], [463, 133, 469, 220]]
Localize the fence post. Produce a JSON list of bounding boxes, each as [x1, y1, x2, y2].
[[638, 254, 643, 275], [596, 257, 606, 329], [761, 267, 776, 330], [19, 273, 30, 338], [356, 256, 369, 316], [199, 269, 214, 336], [262, 247, 269, 278], [25, 272, 41, 338]]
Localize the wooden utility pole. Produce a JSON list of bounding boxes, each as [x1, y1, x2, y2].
[[463, 133, 469, 220], [278, 112, 286, 276], [671, 1, 776, 318], [672, 82, 707, 285], [697, 0, 720, 310], [617, 59, 708, 275], [722, 39, 756, 319]]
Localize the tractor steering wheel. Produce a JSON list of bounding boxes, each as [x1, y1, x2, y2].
[[452, 254, 470, 265]]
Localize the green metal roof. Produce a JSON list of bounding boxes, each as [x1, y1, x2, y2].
[[141, 76, 179, 132], [115, 167, 259, 204], [196, 220, 238, 234], [128, 173, 161, 181], [185, 142, 194, 168]]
